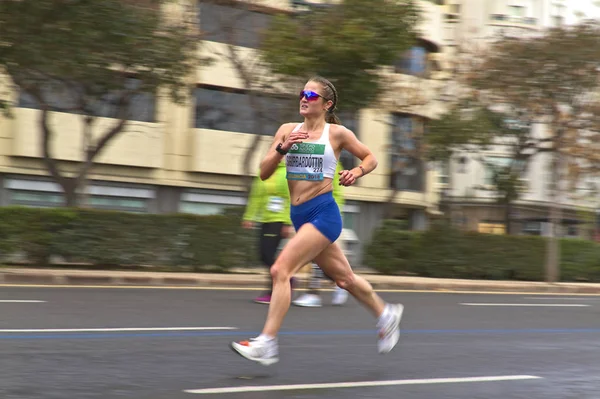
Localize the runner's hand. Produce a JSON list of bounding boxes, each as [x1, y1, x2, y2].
[[339, 169, 358, 187], [281, 131, 309, 152]]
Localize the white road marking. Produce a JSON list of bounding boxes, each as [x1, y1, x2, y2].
[[461, 303, 590, 307], [0, 300, 46, 303], [184, 375, 542, 395], [2, 283, 600, 297], [523, 297, 597, 300], [0, 327, 237, 333]]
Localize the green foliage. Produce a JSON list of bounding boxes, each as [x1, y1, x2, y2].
[[365, 222, 600, 282], [435, 23, 600, 211], [457, 23, 600, 274], [261, 0, 421, 112], [0, 207, 76, 265], [491, 166, 524, 204], [0, 99, 11, 117], [472, 22, 600, 113], [458, 22, 600, 183], [0, 0, 194, 105], [0, 0, 197, 207], [364, 220, 415, 274], [427, 100, 530, 212], [426, 102, 497, 162], [0, 207, 258, 270]]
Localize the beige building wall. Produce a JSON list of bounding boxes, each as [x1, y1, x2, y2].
[[0, 0, 450, 261]]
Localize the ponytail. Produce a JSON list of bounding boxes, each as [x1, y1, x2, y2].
[[326, 112, 341, 125], [309, 75, 341, 125]]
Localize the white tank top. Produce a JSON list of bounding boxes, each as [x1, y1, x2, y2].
[[285, 123, 338, 181]]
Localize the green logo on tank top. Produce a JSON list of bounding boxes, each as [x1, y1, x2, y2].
[[288, 143, 325, 155]]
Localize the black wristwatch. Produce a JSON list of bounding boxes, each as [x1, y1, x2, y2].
[[276, 143, 288, 155]]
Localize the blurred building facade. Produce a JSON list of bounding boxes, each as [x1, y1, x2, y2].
[[435, 0, 600, 238], [0, 0, 453, 264]]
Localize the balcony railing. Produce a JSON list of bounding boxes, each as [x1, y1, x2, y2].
[[490, 14, 537, 26]]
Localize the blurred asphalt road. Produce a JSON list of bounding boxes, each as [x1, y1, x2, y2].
[[1, 286, 600, 398]]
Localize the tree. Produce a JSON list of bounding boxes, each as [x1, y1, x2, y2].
[[261, 0, 421, 114], [440, 22, 600, 281], [427, 102, 534, 234], [260, 0, 430, 218], [0, 100, 8, 116], [197, 0, 421, 194], [197, 0, 298, 190], [0, 0, 196, 206]]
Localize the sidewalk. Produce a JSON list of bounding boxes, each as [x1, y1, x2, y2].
[[2, 267, 600, 294]]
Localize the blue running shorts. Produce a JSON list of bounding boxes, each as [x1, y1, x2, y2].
[[290, 191, 342, 243]]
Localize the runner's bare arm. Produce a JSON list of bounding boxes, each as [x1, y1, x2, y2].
[[337, 127, 378, 186], [260, 123, 308, 181], [259, 125, 289, 181]]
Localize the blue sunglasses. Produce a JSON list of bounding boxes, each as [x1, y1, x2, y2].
[[299, 90, 324, 102]]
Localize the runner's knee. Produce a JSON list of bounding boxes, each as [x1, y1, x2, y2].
[[270, 261, 292, 283], [335, 272, 356, 290]]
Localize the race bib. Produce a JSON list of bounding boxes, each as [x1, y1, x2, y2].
[[267, 196, 284, 212], [286, 143, 326, 181]]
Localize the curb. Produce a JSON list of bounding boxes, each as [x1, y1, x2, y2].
[[2, 269, 600, 294], [0, 272, 268, 287]]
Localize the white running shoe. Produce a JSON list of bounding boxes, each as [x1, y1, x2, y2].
[[231, 336, 279, 366], [292, 293, 323, 307], [332, 286, 348, 306], [377, 304, 404, 354]]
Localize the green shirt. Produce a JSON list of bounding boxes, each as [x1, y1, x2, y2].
[[243, 162, 292, 224], [332, 162, 345, 210], [243, 162, 346, 224]]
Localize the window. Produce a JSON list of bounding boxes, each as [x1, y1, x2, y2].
[[4, 178, 153, 212], [85, 184, 154, 212], [342, 212, 355, 230], [93, 78, 156, 123], [523, 221, 542, 235], [566, 225, 578, 237], [551, 3, 565, 26], [483, 157, 526, 186], [484, 157, 509, 185], [341, 203, 359, 231], [10, 191, 64, 208], [18, 85, 78, 113], [179, 202, 238, 216], [552, 15, 564, 26], [194, 86, 295, 135], [87, 196, 148, 213], [18, 78, 156, 123], [478, 222, 506, 235], [508, 5, 525, 17], [198, 2, 273, 49], [5, 179, 65, 208], [389, 114, 425, 192], [395, 46, 429, 76], [337, 111, 359, 171], [437, 160, 449, 185], [179, 191, 246, 216]]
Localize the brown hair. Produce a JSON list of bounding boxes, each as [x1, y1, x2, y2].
[[309, 75, 341, 125]]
